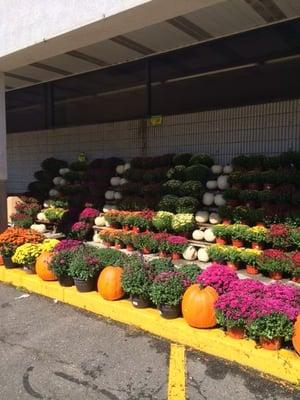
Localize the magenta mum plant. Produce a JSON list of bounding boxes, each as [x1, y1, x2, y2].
[[166, 235, 188, 253], [196, 263, 238, 295], [54, 239, 82, 252], [79, 207, 100, 222]]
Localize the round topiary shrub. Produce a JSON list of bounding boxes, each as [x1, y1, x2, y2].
[[189, 154, 214, 167], [162, 180, 182, 195], [157, 195, 179, 213], [184, 164, 210, 183], [176, 196, 199, 213], [172, 153, 192, 166], [180, 181, 203, 198], [166, 165, 186, 180]]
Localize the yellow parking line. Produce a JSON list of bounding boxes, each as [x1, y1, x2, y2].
[[168, 343, 186, 400]]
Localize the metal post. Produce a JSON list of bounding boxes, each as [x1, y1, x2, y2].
[[146, 59, 152, 118], [0, 72, 7, 231]]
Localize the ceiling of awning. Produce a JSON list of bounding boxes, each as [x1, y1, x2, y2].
[[5, 0, 300, 91]]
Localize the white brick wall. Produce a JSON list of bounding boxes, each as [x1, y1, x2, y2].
[[7, 98, 300, 193]]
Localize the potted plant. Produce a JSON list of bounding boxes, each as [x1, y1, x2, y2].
[[150, 271, 185, 319], [227, 224, 248, 248], [150, 258, 174, 274], [245, 226, 267, 250], [218, 206, 233, 225], [291, 252, 300, 283], [152, 211, 174, 232], [207, 245, 227, 264], [49, 250, 75, 286], [99, 230, 114, 247], [0, 243, 17, 268], [260, 170, 279, 190], [171, 213, 196, 236], [245, 171, 261, 190], [120, 232, 135, 252], [70, 221, 93, 241], [166, 235, 188, 260], [69, 245, 102, 292], [223, 189, 240, 207], [121, 256, 153, 308], [113, 232, 125, 250], [155, 233, 171, 257], [175, 196, 199, 214], [197, 263, 238, 295], [225, 247, 242, 271], [266, 224, 292, 251], [257, 249, 293, 280], [228, 171, 244, 189], [239, 190, 259, 208], [241, 249, 261, 275], [290, 228, 300, 250], [12, 243, 42, 273], [79, 207, 100, 223], [247, 313, 293, 350], [132, 233, 158, 254], [179, 264, 202, 285], [212, 224, 229, 245]]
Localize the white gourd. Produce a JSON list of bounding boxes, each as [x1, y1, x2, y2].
[[209, 212, 222, 224], [110, 177, 121, 186], [217, 175, 229, 190], [211, 165, 223, 174], [223, 165, 233, 174], [53, 177, 62, 185], [105, 190, 115, 200], [114, 192, 122, 200], [195, 211, 209, 223], [49, 189, 59, 198], [198, 248, 209, 262], [204, 228, 216, 242], [214, 194, 226, 207], [93, 233, 102, 243], [202, 192, 214, 206], [94, 216, 106, 226], [120, 178, 128, 185], [116, 165, 125, 175], [183, 246, 198, 261], [43, 200, 50, 208], [192, 229, 204, 241], [59, 168, 70, 176], [30, 224, 46, 233], [59, 178, 66, 186], [37, 212, 46, 221], [124, 163, 131, 171], [206, 180, 218, 190]]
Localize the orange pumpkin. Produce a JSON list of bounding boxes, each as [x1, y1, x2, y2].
[[97, 266, 124, 301], [35, 252, 57, 281], [182, 284, 218, 328], [292, 315, 300, 355]]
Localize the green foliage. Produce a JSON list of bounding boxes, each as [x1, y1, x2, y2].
[[172, 153, 192, 166], [69, 245, 102, 280], [166, 165, 186, 180], [41, 158, 68, 173], [152, 211, 174, 232], [121, 256, 153, 298], [207, 245, 227, 262], [183, 164, 210, 183], [172, 213, 196, 233], [180, 181, 203, 198], [150, 258, 174, 274], [158, 195, 178, 213], [97, 248, 128, 267], [49, 250, 74, 277], [189, 154, 214, 167], [176, 196, 199, 214], [162, 180, 182, 195], [123, 168, 144, 182], [212, 224, 230, 238], [132, 233, 158, 253], [247, 313, 293, 341], [180, 264, 202, 283], [69, 161, 88, 171], [150, 272, 185, 306]]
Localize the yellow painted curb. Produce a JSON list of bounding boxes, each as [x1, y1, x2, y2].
[[1, 266, 300, 385], [168, 344, 186, 400]]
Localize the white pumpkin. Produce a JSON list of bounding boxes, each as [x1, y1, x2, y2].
[[198, 248, 209, 262], [30, 224, 46, 233], [103, 204, 117, 212], [114, 192, 122, 200], [58, 178, 66, 186], [214, 194, 226, 207], [183, 246, 198, 261], [119, 178, 128, 186], [53, 177, 62, 186], [217, 175, 229, 190], [43, 200, 51, 208], [93, 232, 102, 243], [211, 165, 223, 174], [209, 212, 222, 225], [95, 216, 106, 226], [116, 165, 125, 175], [206, 180, 218, 190], [202, 192, 214, 206], [223, 165, 233, 174], [110, 177, 121, 187], [203, 228, 216, 242], [37, 212, 47, 221], [49, 189, 59, 198], [105, 190, 115, 200], [195, 211, 209, 223], [124, 163, 131, 171], [59, 168, 70, 176], [192, 229, 204, 241]]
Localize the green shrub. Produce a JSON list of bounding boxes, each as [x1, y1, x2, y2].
[[172, 153, 192, 166], [183, 164, 210, 183], [189, 154, 214, 167], [158, 195, 178, 213], [176, 196, 199, 213], [162, 180, 182, 195], [180, 180, 203, 198], [152, 211, 174, 232], [166, 165, 186, 180]]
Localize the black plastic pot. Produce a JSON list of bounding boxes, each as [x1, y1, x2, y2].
[[159, 304, 181, 319], [3, 256, 16, 269], [131, 296, 151, 309], [23, 263, 36, 274], [58, 274, 74, 287], [74, 277, 96, 292]]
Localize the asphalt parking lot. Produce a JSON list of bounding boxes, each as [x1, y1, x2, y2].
[[0, 284, 299, 400]]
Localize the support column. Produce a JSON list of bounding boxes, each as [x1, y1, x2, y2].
[[0, 72, 7, 232]]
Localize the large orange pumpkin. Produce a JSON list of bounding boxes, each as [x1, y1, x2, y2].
[[35, 252, 57, 281], [97, 266, 124, 301], [292, 315, 300, 355], [182, 284, 218, 328]]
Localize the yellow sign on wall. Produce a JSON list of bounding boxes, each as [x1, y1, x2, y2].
[[150, 115, 163, 126]]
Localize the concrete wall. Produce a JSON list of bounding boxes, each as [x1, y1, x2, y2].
[[7, 98, 300, 193]]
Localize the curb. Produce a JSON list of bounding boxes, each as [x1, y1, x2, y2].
[[1, 266, 300, 385]]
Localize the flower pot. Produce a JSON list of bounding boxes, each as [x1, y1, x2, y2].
[[292, 277, 300, 284], [256, 222, 265, 228], [227, 200, 239, 207], [269, 271, 283, 280], [3, 256, 16, 269], [246, 265, 259, 275], [251, 242, 264, 250], [103, 241, 111, 248], [226, 262, 239, 271], [248, 183, 260, 190], [158, 251, 168, 258], [263, 183, 274, 190], [142, 247, 151, 255], [74, 277, 96, 292], [216, 237, 227, 245], [259, 336, 282, 351], [227, 327, 245, 339], [159, 304, 181, 319], [23, 263, 36, 274], [0, 255, 3, 264], [123, 225, 129, 231], [110, 224, 119, 229], [231, 239, 244, 248], [133, 226, 140, 233], [58, 274, 74, 287], [126, 244, 134, 252], [222, 219, 232, 225], [131, 296, 151, 309], [172, 252, 182, 260], [115, 242, 124, 250]]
